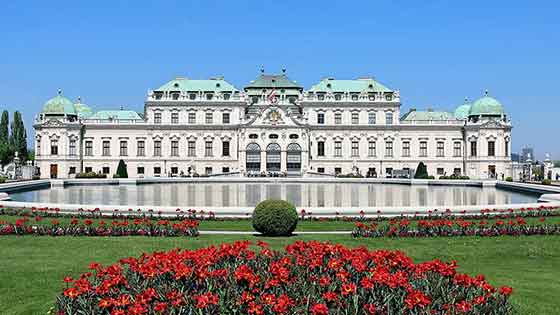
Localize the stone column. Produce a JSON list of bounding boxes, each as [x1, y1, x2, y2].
[[260, 150, 266, 172], [281, 150, 287, 172]]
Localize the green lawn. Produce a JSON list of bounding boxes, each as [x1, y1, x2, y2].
[[1, 235, 559, 314]]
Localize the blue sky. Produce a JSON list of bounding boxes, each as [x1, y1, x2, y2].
[[1, 0, 558, 159]]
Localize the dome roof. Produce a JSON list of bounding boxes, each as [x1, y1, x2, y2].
[[74, 97, 93, 118], [469, 91, 505, 117], [454, 98, 471, 120], [42, 90, 77, 115]]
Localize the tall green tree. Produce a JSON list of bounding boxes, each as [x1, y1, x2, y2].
[[0, 110, 10, 165], [9, 111, 27, 160]]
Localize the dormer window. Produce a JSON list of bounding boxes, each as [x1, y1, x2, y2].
[[335, 94, 342, 101], [385, 94, 393, 101], [206, 93, 214, 100], [251, 96, 259, 104], [154, 92, 163, 100], [171, 93, 180, 100], [173, 83, 180, 88], [223, 93, 231, 100], [368, 84, 373, 89], [216, 83, 221, 88], [189, 93, 197, 100], [326, 83, 332, 88], [351, 94, 359, 101], [271, 79, 276, 83], [368, 93, 376, 101], [317, 94, 325, 101]]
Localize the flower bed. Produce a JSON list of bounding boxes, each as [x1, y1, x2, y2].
[[56, 241, 514, 314], [0, 217, 199, 237], [353, 216, 560, 238]]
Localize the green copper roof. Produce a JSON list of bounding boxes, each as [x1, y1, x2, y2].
[[469, 92, 505, 116], [309, 78, 392, 93], [155, 77, 238, 92], [454, 99, 471, 120], [74, 98, 93, 118], [42, 90, 77, 115], [401, 109, 455, 121], [89, 110, 143, 120], [245, 73, 302, 89]]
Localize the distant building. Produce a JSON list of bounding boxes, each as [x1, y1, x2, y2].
[[511, 153, 521, 163], [521, 147, 534, 163]]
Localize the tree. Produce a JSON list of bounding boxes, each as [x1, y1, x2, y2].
[[115, 159, 128, 178], [9, 111, 27, 160], [414, 162, 429, 179], [0, 111, 10, 166], [0, 111, 8, 144]]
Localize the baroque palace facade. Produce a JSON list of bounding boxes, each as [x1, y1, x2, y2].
[[34, 70, 513, 179]]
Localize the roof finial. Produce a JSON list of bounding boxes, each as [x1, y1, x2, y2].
[[484, 89, 489, 96], [260, 66, 264, 74], [464, 97, 469, 103], [282, 67, 286, 74], [58, 88, 62, 95]]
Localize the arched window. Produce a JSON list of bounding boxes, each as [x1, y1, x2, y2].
[[246, 143, 261, 172], [287, 143, 302, 173], [266, 143, 281, 172]]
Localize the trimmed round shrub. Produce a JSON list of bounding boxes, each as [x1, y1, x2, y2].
[[252, 199, 297, 236], [542, 179, 552, 185], [505, 176, 513, 182]]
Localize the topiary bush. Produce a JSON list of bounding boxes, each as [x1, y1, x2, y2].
[[252, 199, 298, 236], [505, 176, 513, 182], [114, 159, 128, 178], [542, 179, 552, 185]]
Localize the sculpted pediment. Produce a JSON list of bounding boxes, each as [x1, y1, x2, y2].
[[244, 106, 302, 127]]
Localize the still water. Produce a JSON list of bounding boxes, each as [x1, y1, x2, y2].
[[9, 183, 539, 208]]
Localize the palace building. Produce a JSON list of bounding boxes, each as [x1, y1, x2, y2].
[[34, 70, 512, 179]]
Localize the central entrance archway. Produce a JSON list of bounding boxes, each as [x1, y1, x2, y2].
[[266, 143, 281, 172], [246, 143, 261, 172], [286, 143, 302, 173]]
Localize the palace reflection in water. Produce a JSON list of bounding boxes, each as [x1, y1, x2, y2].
[[11, 183, 538, 208]]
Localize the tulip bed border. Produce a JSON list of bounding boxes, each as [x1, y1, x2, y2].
[[0, 217, 199, 237], [56, 241, 514, 315]]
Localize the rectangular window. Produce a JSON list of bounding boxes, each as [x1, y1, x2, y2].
[[137, 167, 145, 175], [453, 142, 462, 157], [351, 112, 359, 125], [454, 168, 461, 175], [153, 167, 161, 175], [222, 112, 230, 124], [102, 140, 110, 156], [171, 167, 178, 175], [171, 112, 179, 124], [85, 141, 93, 156], [205, 112, 213, 124], [84, 167, 92, 173], [471, 141, 478, 157], [154, 140, 162, 157], [69, 140, 76, 156], [188, 141, 196, 157], [420, 141, 428, 157], [119, 140, 128, 156], [402, 141, 410, 157], [154, 112, 161, 124], [334, 112, 342, 125], [317, 113, 325, 124], [102, 167, 110, 174], [334, 141, 342, 157], [222, 141, 230, 157], [368, 112, 376, 125], [317, 141, 325, 157], [69, 167, 76, 175], [437, 141, 445, 157], [188, 112, 196, 124], [317, 167, 325, 174], [368, 141, 376, 157], [334, 167, 342, 175], [351, 141, 359, 157], [205, 141, 213, 157], [36, 140, 41, 156], [205, 167, 212, 175], [437, 168, 445, 175], [385, 141, 393, 157], [386, 112, 393, 125], [222, 167, 230, 173], [505, 141, 509, 157], [171, 140, 179, 157], [137, 140, 145, 157], [488, 141, 495, 157], [50, 140, 58, 155]]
